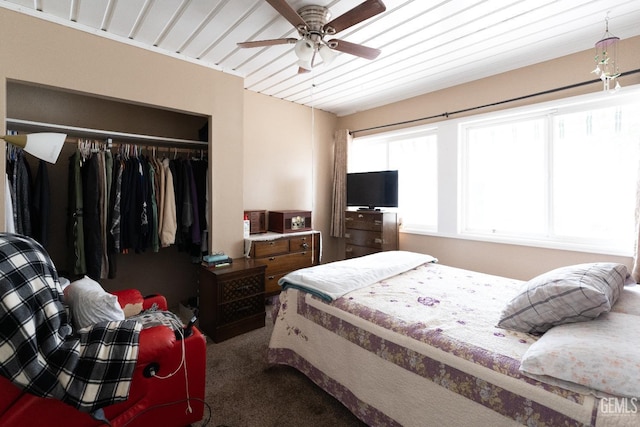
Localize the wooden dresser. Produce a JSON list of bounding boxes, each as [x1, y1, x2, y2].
[[245, 231, 321, 297], [345, 210, 398, 259], [198, 259, 266, 342]]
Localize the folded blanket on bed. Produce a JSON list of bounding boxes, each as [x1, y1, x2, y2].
[[0, 233, 141, 413], [279, 250, 437, 301]]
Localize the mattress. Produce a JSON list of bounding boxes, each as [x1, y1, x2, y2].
[[267, 261, 639, 426]]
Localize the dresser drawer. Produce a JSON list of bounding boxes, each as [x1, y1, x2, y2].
[[252, 239, 290, 257], [345, 244, 380, 259], [219, 274, 264, 303], [245, 230, 321, 297], [218, 294, 265, 325], [257, 251, 314, 275], [345, 212, 384, 231], [264, 272, 287, 295], [345, 229, 385, 249], [289, 235, 315, 253]]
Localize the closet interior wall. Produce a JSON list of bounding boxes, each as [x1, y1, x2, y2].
[[7, 82, 209, 308]]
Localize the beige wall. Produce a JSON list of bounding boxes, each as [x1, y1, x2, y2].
[[242, 91, 339, 261], [338, 35, 640, 280]]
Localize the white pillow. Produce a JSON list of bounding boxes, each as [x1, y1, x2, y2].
[[64, 276, 125, 330], [497, 263, 628, 334], [520, 312, 640, 397], [611, 284, 640, 316]]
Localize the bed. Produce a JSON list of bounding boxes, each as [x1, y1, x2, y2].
[[267, 251, 640, 426]]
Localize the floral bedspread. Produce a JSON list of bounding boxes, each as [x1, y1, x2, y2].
[[270, 262, 606, 426], [333, 262, 535, 364]]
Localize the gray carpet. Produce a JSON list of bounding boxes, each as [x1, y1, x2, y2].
[[202, 308, 368, 427]]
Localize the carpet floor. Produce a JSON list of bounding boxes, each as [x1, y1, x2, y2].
[[202, 308, 368, 427]]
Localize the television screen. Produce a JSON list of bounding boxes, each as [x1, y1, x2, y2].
[[346, 170, 398, 210]]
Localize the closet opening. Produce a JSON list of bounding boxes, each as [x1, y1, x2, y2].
[[5, 81, 210, 308]]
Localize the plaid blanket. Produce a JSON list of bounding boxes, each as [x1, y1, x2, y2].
[[0, 233, 141, 413]]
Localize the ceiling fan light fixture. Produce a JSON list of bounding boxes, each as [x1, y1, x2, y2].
[[294, 38, 314, 61], [297, 58, 313, 71], [319, 44, 338, 65]]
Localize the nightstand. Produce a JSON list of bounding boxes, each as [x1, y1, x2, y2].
[[198, 258, 266, 343]]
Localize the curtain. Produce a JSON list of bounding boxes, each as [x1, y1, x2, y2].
[[330, 129, 351, 238]]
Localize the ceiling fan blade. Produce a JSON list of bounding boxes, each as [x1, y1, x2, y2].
[[323, 0, 386, 34], [266, 0, 306, 29], [237, 38, 297, 48], [328, 39, 381, 60]]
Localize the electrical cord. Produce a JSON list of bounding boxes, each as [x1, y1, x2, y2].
[[150, 324, 193, 414]]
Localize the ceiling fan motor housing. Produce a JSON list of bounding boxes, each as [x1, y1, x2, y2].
[[297, 5, 333, 43]]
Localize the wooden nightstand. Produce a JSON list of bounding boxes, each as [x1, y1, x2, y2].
[[198, 258, 266, 343]]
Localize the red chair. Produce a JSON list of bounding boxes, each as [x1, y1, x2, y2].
[[0, 290, 207, 427]]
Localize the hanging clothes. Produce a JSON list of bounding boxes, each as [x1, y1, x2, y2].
[[82, 153, 102, 281], [107, 155, 122, 279], [67, 150, 86, 276], [10, 150, 33, 237], [4, 134, 52, 249], [160, 157, 176, 247], [31, 160, 52, 248], [185, 159, 201, 257], [62, 142, 207, 279], [4, 174, 15, 234], [148, 160, 159, 253], [191, 158, 208, 250]]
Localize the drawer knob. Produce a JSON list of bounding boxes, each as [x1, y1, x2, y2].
[[374, 238, 383, 244], [344, 233, 351, 239], [301, 242, 309, 249], [269, 241, 275, 246]]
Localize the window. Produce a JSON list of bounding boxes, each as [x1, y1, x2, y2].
[[460, 98, 640, 254], [349, 127, 438, 231], [347, 85, 640, 256]]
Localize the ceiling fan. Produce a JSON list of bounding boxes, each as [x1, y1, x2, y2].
[[237, 0, 386, 73]]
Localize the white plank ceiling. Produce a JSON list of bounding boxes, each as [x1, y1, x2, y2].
[[2, 0, 639, 116]]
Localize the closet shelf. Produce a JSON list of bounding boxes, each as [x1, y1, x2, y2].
[[5, 118, 208, 147]]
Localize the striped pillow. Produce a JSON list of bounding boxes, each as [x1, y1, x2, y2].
[[497, 263, 629, 335]]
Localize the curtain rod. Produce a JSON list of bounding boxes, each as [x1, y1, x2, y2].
[[5, 118, 208, 147], [349, 68, 640, 135]]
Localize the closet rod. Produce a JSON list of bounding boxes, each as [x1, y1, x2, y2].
[[5, 118, 208, 147]]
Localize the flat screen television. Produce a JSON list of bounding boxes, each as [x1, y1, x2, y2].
[[346, 170, 398, 210]]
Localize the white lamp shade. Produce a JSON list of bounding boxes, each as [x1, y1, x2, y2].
[[297, 59, 313, 71], [318, 45, 338, 65], [3, 133, 67, 164], [294, 39, 314, 61]]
